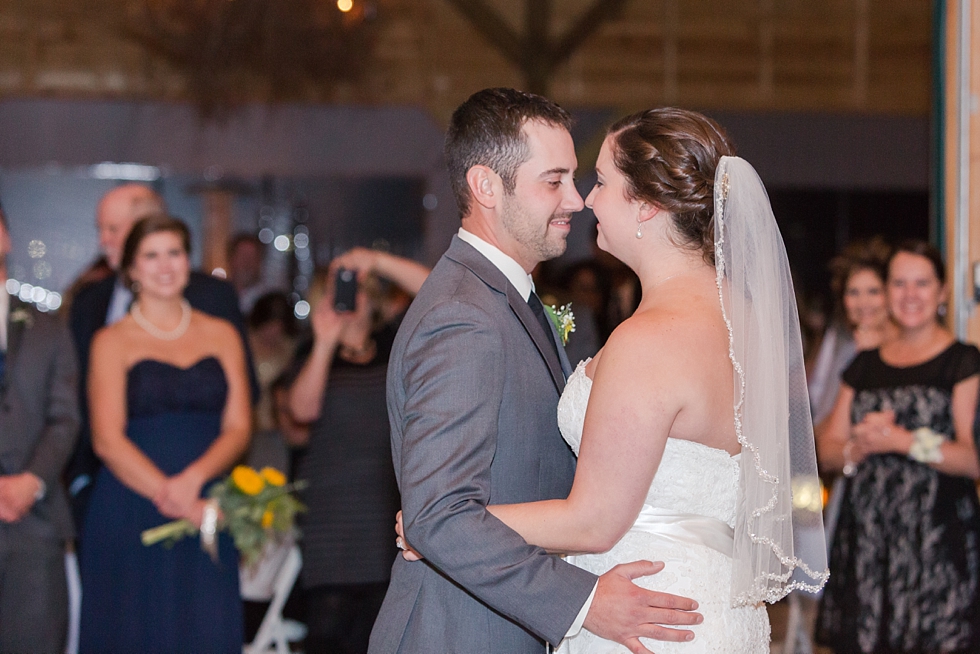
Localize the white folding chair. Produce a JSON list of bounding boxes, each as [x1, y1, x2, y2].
[[243, 545, 304, 654], [64, 549, 81, 654]]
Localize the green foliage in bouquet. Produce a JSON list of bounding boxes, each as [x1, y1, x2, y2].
[[141, 466, 306, 567]]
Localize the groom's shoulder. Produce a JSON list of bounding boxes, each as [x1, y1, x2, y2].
[[398, 256, 501, 336], [415, 253, 498, 306]]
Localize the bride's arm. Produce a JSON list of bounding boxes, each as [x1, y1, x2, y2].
[[488, 319, 679, 554]]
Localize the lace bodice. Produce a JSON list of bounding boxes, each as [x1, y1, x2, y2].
[[557, 360, 741, 527]]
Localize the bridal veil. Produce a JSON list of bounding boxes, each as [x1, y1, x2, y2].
[[713, 155, 830, 606]]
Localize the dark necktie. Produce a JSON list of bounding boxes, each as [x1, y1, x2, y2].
[[0, 348, 5, 387], [527, 292, 560, 360]]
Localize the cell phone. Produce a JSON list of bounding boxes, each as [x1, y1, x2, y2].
[[334, 267, 357, 312]]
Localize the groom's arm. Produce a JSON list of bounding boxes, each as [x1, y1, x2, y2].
[[397, 299, 597, 645]]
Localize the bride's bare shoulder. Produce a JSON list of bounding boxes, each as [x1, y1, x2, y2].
[[603, 299, 727, 370]]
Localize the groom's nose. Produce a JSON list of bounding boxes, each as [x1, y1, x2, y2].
[[562, 182, 585, 213]]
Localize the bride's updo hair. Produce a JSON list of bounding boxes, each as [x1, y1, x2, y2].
[[608, 108, 735, 264]]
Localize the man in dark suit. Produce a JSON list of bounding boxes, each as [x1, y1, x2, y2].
[[0, 206, 79, 653], [67, 184, 257, 535], [370, 89, 700, 654]]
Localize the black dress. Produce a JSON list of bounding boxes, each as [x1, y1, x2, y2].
[[815, 342, 980, 653], [288, 320, 402, 653]]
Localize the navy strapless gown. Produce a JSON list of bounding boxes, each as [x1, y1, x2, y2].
[[80, 357, 243, 654]]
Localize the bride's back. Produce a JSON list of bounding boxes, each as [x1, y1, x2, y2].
[[589, 267, 739, 456]]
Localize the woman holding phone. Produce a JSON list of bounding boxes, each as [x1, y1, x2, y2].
[[286, 248, 428, 654]]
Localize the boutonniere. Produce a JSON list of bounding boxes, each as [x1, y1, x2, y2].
[[543, 303, 575, 345], [10, 307, 33, 328]]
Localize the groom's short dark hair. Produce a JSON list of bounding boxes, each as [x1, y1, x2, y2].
[[445, 88, 573, 217]]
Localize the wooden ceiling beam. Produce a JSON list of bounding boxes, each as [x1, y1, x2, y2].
[[550, 0, 629, 69], [445, 0, 627, 95], [443, 0, 524, 68]]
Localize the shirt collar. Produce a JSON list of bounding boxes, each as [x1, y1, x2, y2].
[[457, 228, 534, 301]]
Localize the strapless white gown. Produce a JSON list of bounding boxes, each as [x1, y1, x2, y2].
[[556, 361, 770, 653]]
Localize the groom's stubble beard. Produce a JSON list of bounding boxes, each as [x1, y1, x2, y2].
[[500, 191, 570, 265]]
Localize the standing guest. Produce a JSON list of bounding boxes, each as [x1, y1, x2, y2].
[[815, 240, 980, 653], [243, 291, 298, 474], [808, 237, 894, 424], [68, 183, 257, 536], [80, 215, 250, 653], [0, 205, 79, 654], [287, 247, 428, 654], [228, 232, 275, 315], [61, 255, 113, 314]]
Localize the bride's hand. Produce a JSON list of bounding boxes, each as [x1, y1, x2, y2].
[[395, 510, 423, 562]]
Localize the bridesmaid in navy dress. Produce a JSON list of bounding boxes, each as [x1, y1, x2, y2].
[[80, 215, 251, 653]]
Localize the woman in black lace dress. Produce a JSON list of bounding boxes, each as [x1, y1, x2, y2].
[[814, 240, 980, 653]]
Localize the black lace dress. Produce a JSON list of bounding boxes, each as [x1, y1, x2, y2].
[[815, 342, 980, 653]]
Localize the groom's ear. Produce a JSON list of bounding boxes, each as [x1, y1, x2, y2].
[[466, 165, 500, 210]]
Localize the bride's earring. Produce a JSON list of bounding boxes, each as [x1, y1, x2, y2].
[[635, 220, 643, 239]]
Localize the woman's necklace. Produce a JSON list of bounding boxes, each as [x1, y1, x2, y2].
[[131, 299, 192, 340]]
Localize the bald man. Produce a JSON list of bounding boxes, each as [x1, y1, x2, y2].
[[67, 184, 257, 536]]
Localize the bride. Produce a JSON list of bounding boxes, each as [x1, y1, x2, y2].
[[402, 108, 829, 652]]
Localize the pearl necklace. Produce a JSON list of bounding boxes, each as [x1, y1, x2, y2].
[[130, 299, 192, 341]]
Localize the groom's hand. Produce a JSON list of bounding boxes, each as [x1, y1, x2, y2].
[[584, 560, 701, 654]]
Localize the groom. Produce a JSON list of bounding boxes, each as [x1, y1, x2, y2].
[[369, 88, 701, 653]]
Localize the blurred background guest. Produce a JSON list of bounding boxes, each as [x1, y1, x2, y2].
[[80, 215, 251, 653], [61, 255, 113, 315], [238, 291, 302, 643], [243, 291, 298, 475], [228, 232, 278, 315], [68, 184, 257, 538], [814, 240, 980, 653], [808, 237, 895, 426], [0, 205, 78, 654], [538, 259, 608, 365], [287, 247, 428, 654], [561, 260, 612, 342]]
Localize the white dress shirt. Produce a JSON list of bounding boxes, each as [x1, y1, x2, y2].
[[106, 280, 133, 325], [457, 229, 597, 645]]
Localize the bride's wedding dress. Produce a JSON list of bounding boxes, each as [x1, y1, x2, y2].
[[556, 360, 770, 653]]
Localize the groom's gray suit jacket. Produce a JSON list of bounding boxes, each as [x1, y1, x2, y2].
[[369, 236, 598, 653]]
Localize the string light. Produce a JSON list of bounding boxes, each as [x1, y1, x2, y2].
[[337, 0, 353, 12]]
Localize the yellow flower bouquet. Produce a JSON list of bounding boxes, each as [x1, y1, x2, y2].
[[141, 466, 306, 567]]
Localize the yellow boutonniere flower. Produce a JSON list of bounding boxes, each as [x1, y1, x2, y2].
[[231, 465, 265, 496], [260, 467, 286, 487]]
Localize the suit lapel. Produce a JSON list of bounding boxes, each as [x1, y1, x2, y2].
[[506, 286, 566, 393], [556, 329, 573, 377], [5, 298, 27, 376], [95, 275, 116, 325], [445, 237, 566, 393]]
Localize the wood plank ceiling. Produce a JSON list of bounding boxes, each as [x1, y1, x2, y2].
[[0, 0, 931, 121]]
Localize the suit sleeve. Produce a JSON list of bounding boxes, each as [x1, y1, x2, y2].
[[398, 300, 596, 645], [186, 273, 260, 403], [65, 283, 105, 487], [25, 318, 80, 489]]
